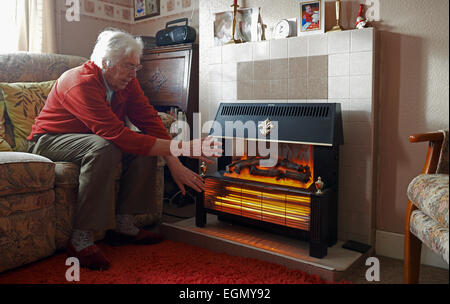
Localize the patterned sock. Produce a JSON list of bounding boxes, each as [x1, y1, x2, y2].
[[115, 214, 139, 236], [71, 229, 94, 252]]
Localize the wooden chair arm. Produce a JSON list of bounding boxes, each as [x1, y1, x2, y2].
[[409, 131, 444, 174], [409, 132, 444, 143]]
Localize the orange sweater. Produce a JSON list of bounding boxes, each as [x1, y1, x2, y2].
[[28, 61, 171, 156]]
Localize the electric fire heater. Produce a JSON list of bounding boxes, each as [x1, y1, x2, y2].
[[196, 103, 344, 258]]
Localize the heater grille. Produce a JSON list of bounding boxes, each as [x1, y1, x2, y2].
[[204, 177, 311, 231], [211, 103, 344, 146], [220, 104, 331, 118]]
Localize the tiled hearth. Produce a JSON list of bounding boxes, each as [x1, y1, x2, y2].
[[160, 214, 371, 282], [202, 28, 376, 245]]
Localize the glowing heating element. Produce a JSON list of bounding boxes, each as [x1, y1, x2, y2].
[[204, 179, 311, 231]]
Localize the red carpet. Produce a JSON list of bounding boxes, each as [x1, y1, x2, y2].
[[0, 240, 347, 284]]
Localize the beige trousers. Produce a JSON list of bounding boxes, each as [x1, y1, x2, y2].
[[28, 133, 158, 231]]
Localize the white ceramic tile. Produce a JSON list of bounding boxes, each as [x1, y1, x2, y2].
[[337, 210, 349, 240], [253, 40, 270, 61], [208, 82, 222, 102], [221, 44, 236, 63], [341, 161, 372, 193], [346, 211, 371, 236], [208, 46, 222, 65], [328, 53, 350, 77], [234, 43, 253, 62], [270, 38, 288, 59], [350, 51, 373, 75], [222, 63, 237, 82], [327, 30, 350, 54], [222, 81, 237, 100], [350, 75, 372, 99], [340, 144, 372, 167], [346, 231, 370, 244], [343, 121, 372, 145], [288, 36, 308, 58], [349, 99, 372, 122], [351, 28, 374, 52], [307, 34, 328, 56], [208, 64, 222, 82], [209, 99, 221, 122], [340, 187, 371, 214], [328, 98, 350, 122], [328, 76, 350, 99]]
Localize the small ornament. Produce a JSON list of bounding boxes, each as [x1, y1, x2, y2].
[[315, 177, 324, 194], [355, 4, 367, 29], [274, 19, 293, 39], [258, 118, 275, 136], [200, 161, 207, 177], [329, 0, 343, 32]]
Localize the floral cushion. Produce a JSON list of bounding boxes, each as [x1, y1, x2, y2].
[[0, 81, 56, 152], [407, 174, 449, 228], [0, 152, 55, 197], [410, 210, 449, 264], [0, 95, 12, 151]]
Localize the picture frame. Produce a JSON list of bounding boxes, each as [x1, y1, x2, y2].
[[297, 0, 325, 36], [134, 0, 160, 21], [213, 7, 261, 46]]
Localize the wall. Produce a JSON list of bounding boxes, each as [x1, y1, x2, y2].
[[56, 0, 199, 58], [374, 0, 449, 234], [56, 0, 132, 58], [131, 9, 199, 42]]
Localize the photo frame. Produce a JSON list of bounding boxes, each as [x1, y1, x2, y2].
[[297, 0, 325, 36], [214, 7, 261, 46], [134, 0, 160, 21]]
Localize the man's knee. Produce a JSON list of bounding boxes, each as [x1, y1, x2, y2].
[[86, 135, 122, 163]]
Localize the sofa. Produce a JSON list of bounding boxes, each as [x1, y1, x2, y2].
[[0, 52, 175, 273]]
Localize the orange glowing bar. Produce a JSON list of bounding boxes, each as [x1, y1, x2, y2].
[[207, 182, 311, 230]]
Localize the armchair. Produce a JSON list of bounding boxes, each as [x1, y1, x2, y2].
[[404, 129, 449, 284]]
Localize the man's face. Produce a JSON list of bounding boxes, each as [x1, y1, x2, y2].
[[103, 54, 141, 91], [305, 5, 311, 14]]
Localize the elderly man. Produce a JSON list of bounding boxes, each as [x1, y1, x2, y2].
[[27, 28, 220, 270]]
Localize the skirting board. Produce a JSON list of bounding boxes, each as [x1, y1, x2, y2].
[[375, 230, 448, 269]]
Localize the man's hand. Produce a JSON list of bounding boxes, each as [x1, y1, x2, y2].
[[165, 156, 205, 195]]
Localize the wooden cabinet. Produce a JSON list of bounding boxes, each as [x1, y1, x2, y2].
[[137, 43, 199, 127]]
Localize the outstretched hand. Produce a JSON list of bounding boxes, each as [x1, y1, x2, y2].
[[166, 157, 206, 196]]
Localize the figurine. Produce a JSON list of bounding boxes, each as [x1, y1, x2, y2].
[[200, 161, 207, 177], [315, 177, 324, 194], [355, 4, 367, 29]]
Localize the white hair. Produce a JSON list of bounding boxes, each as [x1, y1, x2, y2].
[[90, 28, 144, 69]]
